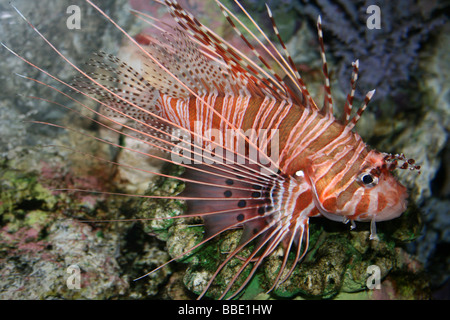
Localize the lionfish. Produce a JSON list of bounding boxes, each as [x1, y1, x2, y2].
[[4, 0, 420, 299]]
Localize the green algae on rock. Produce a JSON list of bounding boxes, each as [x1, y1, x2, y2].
[[0, 161, 172, 299]]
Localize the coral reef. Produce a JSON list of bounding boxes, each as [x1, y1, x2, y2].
[[0, 163, 172, 299]]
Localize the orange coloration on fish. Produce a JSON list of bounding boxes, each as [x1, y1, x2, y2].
[[3, 0, 421, 299]]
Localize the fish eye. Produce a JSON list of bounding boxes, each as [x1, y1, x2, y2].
[[358, 172, 378, 187], [362, 174, 374, 184]]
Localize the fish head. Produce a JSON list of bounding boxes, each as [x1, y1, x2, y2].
[[306, 149, 410, 223]]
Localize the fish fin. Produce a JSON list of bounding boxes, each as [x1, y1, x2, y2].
[[316, 16, 334, 117], [341, 60, 359, 124], [72, 51, 181, 151], [180, 164, 279, 241], [164, 0, 287, 98]]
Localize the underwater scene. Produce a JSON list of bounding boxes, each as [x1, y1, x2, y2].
[[0, 0, 448, 300]]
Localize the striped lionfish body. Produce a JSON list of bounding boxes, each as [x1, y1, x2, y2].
[[4, 0, 420, 299]]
